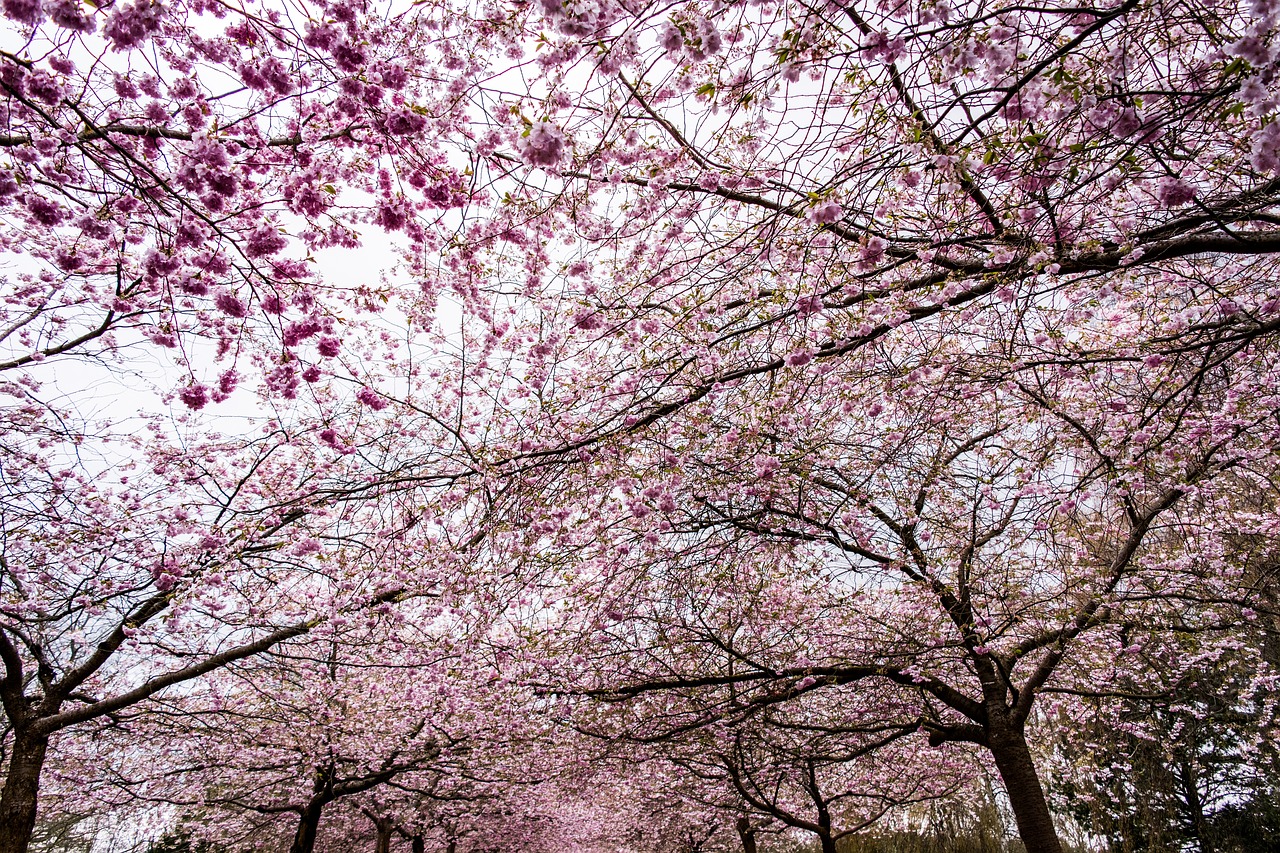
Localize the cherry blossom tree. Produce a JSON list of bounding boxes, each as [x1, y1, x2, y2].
[[507, 304, 1280, 853], [430, 2, 1280, 851], [0, 364, 499, 853], [0, 0, 501, 406], [78, 628, 524, 853], [0, 0, 511, 835]]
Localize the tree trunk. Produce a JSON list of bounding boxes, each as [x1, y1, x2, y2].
[[0, 730, 50, 853], [374, 820, 393, 853], [411, 836, 425, 853], [290, 801, 328, 853], [817, 832, 837, 853], [735, 817, 757, 853], [988, 727, 1064, 853], [1178, 760, 1214, 853]]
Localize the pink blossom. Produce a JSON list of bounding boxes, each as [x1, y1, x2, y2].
[[385, 109, 427, 136], [688, 17, 721, 60], [178, 383, 209, 410], [752, 455, 780, 480], [245, 226, 287, 258], [1156, 177, 1195, 208], [517, 121, 567, 168], [283, 319, 321, 347], [292, 538, 323, 556], [214, 290, 248, 318], [25, 70, 62, 105], [809, 200, 843, 224], [356, 387, 388, 410], [1228, 35, 1273, 66], [2, 0, 43, 25], [863, 30, 905, 63], [1251, 121, 1280, 172], [103, 0, 163, 51], [786, 348, 813, 367], [658, 22, 683, 54], [26, 196, 64, 226]]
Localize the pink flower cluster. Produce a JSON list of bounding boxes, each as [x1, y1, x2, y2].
[[518, 121, 567, 168], [102, 0, 163, 51]]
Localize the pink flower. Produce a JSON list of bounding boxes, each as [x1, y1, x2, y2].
[[2, 0, 43, 25], [283, 319, 321, 346], [786, 349, 813, 367], [517, 121, 567, 168], [658, 22, 683, 54], [179, 383, 209, 410], [103, 0, 163, 51], [809, 200, 843, 225], [245, 226, 287, 258], [385, 109, 427, 136], [25, 196, 63, 226], [688, 17, 721, 60], [1156, 177, 1195, 208], [25, 70, 62, 105], [863, 30, 905, 64], [1252, 121, 1280, 173], [214, 290, 247, 318], [316, 336, 341, 357], [356, 387, 388, 410], [752, 455, 780, 480], [292, 538, 323, 556], [1227, 35, 1274, 67], [860, 236, 887, 264]]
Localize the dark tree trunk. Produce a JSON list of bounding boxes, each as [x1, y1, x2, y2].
[[411, 836, 425, 853], [817, 832, 837, 853], [988, 727, 1064, 853], [735, 817, 757, 853], [1178, 760, 1214, 853], [0, 730, 50, 853], [290, 801, 328, 853], [374, 819, 393, 853]]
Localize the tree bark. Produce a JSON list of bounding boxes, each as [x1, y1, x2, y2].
[[374, 819, 393, 853], [411, 836, 425, 853], [1178, 760, 1214, 853], [735, 817, 757, 853], [0, 730, 50, 853], [988, 727, 1064, 853], [289, 801, 328, 853]]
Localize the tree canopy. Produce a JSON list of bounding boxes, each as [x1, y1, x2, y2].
[[2, 2, 1279, 853]]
